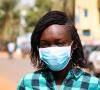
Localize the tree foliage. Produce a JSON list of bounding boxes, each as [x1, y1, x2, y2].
[[0, 0, 19, 41], [25, 0, 52, 32]]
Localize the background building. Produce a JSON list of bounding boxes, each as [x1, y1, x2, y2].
[[75, 0, 100, 45]]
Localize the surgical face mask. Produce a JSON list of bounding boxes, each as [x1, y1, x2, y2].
[[39, 46, 71, 71]]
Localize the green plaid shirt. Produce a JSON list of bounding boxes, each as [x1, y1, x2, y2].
[[17, 68, 100, 90]]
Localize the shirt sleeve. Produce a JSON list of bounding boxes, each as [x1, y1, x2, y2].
[[17, 77, 25, 90]]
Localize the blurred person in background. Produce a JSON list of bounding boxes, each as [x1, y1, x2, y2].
[[21, 41, 31, 58], [7, 41, 15, 59], [17, 11, 100, 90]]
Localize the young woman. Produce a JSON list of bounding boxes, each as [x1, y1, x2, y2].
[[17, 11, 100, 90]]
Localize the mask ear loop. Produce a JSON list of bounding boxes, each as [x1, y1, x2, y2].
[[67, 41, 73, 63], [36, 46, 42, 68], [37, 46, 46, 66], [71, 41, 74, 46], [70, 41, 78, 67], [70, 41, 76, 63], [70, 40, 74, 56], [37, 46, 48, 69]]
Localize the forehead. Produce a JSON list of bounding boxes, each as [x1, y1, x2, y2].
[[40, 24, 72, 40]]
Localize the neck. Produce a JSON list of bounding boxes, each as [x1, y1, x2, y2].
[[52, 61, 73, 82]]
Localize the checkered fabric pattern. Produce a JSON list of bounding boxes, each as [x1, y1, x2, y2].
[[17, 68, 100, 90]]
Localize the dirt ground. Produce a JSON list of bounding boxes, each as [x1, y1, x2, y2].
[[0, 76, 16, 90], [0, 51, 36, 90]]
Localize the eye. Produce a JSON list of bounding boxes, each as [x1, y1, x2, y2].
[[40, 42, 50, 48], [56, 42, 66, 46], [56, 41, 72, 46]]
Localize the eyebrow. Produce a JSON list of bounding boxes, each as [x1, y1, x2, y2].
[[40, 38, 66, 41], [40, 39, 70, 43]]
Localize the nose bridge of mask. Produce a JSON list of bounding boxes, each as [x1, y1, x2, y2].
[[39, 47, 56, 59], [39, 46, 71, 59]]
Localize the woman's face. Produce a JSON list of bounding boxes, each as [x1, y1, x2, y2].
[[39, 24, 72, 48]]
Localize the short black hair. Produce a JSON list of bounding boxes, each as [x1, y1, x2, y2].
[[31, 11, 87, 69]]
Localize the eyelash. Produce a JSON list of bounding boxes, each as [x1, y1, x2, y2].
[[56, 42, 65, 46], [40, 43, 50, 47]]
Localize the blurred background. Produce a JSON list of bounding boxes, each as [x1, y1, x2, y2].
[[0, 0, 100, 89]]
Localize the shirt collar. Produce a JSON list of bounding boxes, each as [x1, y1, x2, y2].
[[70, 67, 84, 79], [43, 67, 84, 81]]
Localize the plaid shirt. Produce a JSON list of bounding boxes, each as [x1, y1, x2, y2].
[[17, 68, 100, 90]]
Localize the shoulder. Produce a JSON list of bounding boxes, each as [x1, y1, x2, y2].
[[23, 70, 43, 79], [17, 69, 46, 90], [81, 71, 100, 89], [76, 68, 100, 82], [74, 68, 100, 89], [83, 71, 99, 82]]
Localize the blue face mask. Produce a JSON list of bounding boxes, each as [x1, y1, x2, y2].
[[39, 46, 71, 71]]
